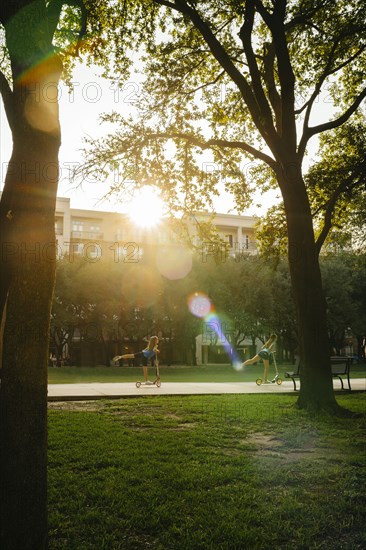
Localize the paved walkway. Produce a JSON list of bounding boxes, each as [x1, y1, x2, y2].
[[48, 378, 366, 400]]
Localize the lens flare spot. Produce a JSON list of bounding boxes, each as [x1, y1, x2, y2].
[[156, 245, 192, 280], [187, 292, 213, 318], [21, 57, 62, 135], [232, 361, 243, 371]]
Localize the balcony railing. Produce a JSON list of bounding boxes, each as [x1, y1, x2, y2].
[[71, 231, 104, 240]]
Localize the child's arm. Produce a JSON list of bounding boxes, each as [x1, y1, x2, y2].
[[263, 335, 276, 349]]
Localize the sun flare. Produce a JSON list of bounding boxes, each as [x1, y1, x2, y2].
[[127, 185, 164, 228]]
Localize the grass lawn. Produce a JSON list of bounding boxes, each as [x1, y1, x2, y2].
[[48, 393, 366, 549], [48, 362, 366, 384]]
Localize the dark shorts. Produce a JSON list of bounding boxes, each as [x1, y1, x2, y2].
[[258, 350, 270, 361], [133, 352, 155, 367]]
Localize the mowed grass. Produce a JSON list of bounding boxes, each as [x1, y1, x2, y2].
[[48, 362, 366, 384], [48, 393, 366, 549]]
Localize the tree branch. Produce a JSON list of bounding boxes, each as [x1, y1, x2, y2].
[[181, 69, 226, 98], [206, 138, 275, 166], [308, 87, 366, 139], [298, 33, 366, 160], [255, 0, 297, 153], [315, 158, 366, 252], [262, 41, 282, 133], [151, 0, 176, 10], [153, 0, 271, 146], [239, 0, 277, 143], [253, 0, 272, 27], [136, 131, 276, 166], [47, 0, 64, 41], [0, 70, 15, 130], [327, 44, 366, 77], [47, 0, 87, 54], [295, 98, 310, 116], [297, 38, 341, 159], [284, 1, 332, 33]]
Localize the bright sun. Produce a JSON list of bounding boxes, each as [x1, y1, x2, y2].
[[127, 185, 165, 228]]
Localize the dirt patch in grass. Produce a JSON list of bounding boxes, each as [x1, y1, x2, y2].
[[48, 400, 104, 412], [246, 432, 321, 463], [246, 433, 281, 448]]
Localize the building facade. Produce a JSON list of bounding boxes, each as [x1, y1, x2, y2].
[[55, 197, 258, 261]]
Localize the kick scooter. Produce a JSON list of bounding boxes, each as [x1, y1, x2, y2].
[[256, 351, 282, 386]]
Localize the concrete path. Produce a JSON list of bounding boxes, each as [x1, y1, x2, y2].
[[48, 378, 366, 401]]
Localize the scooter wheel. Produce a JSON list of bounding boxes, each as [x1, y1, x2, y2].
[[256, 378, 262, 386], [156, 380, 161, 388], [136, 381, 141, 388], [276, 378, 283, 385]]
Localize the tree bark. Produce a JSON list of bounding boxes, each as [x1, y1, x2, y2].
[[0, 51, 62, 549], [278, 165, 338, 411]]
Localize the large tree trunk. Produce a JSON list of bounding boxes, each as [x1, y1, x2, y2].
[[0, 51, 62, 548], [279, 167, 338, 411]]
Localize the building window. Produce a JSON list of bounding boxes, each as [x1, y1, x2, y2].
[[226, 234, 233, 247], [72, 221, 84, 232], [55, 221, 63, 235], [72, 221, 84, 238], [88, 225, 102, 239]]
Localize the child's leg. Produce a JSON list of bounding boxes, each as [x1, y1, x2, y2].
[[243, 354, 260, 366], [113, 353, 134, 362], [263, 359, 269, 382], [143, 367, 149, 381]]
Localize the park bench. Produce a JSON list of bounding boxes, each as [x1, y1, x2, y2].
[[330, 356, 352, 391], [285, 356, 301, 391], [285, 356, 352, 391]]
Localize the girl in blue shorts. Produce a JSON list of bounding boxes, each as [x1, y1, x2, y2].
[[114, 336, 160, 385], [242, 334, 277, 384]]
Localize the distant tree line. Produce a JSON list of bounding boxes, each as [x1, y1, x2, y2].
[[50, 249, 365, 366]]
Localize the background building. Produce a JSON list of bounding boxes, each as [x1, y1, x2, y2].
[[55, 197, 258, 260]]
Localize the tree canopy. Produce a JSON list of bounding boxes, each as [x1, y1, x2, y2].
[[80, 0, 365, 218], [257, 117, 366, 257]]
